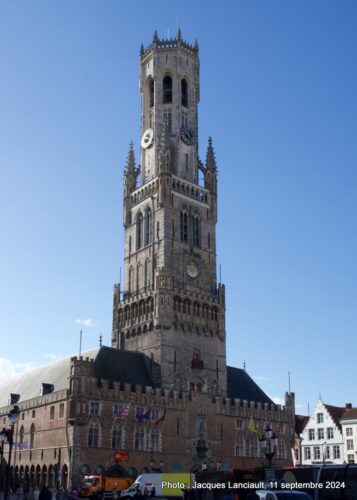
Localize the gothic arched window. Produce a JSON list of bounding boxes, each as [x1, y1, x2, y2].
[[136, 211, 143, 250], [19, 426, 24, 445], [112, 421, 124, 449], [235, 436, 245, 457], [134, 427, 145, 451], [144, 207, 152, 246], [163, 75, 172, 104], [180, 210, 188, 243], [148, 427, 161, 452], [148, 78, 154, 108], [128, 266, 134, 293], [181, 79, 188, 107], [250, 436, 259, 457], [30, 424, 35, 449], [144, 258, 150, 289], [88, 419, 100, 448], [192, 212, 201, 248], [136, 264, 139, 292]]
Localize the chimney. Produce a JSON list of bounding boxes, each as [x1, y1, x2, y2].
[[345, 403, 352, 409]]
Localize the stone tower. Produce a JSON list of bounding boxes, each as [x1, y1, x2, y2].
[[112, 30, 227, 395]]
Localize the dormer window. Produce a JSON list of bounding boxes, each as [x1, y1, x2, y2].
[[163, 75, 172, 103]]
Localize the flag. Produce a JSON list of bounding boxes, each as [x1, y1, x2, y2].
[[116, 403, 130, 418], [153, 409, 167, 426], [136, 408, 151, 422], [248, 418, 259, 434]]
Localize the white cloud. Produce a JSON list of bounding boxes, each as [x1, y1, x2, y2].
[[43, 352, 62, 361], [75, 318, 95, 327], [0, 358, 34, 384], [269, 395, 285, 406]]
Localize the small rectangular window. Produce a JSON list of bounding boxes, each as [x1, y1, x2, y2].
[[59, 403, 64, 419], [313, 447, 320, 460], [50, 406, 55, 420], [317, 413, 324, 423], [32, 410, 36, 418], [333, 445, 340, 459], [89, 402, 100, 416], [236, 419, 243, 430]]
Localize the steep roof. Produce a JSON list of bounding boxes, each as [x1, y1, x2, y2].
[[0, 347, 155, 408], [340, 408, 357, 421], [295, 414, 309, 434], [0, 349, 97, 407], [226, 366, 273, 404], [0, 348, 274, 408], [324, 404, 346, 430]]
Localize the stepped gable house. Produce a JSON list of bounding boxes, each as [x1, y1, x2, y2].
[[0, 31, 295, 489]]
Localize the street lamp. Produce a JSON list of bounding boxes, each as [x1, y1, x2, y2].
[[259, 423, 278, 468], [3, 405, 20, 500]]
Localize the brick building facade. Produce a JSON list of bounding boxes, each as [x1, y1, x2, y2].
[[0, 31, 295, 490]]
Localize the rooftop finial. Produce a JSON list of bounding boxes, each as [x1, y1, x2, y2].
[[194, 39, 199, 51], [140, 43, 144, 56], [99, 333, 102, 348], [177, 27, 182, 40], [126, 141, 136, 174], [206, 136, 217, 171], [243, 360, 246, 371], [153, 30, 159, 43]]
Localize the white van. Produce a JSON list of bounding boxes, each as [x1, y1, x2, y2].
[[120, 473, 193, 499]]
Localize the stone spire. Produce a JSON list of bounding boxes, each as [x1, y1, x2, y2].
[[124, 141, 139, 195], [126, 141, 136, 174], [153, 30, 159, 44], [204, 137, 217, 195], [205, 137, 217, 171], [176, 27, 182, 41]]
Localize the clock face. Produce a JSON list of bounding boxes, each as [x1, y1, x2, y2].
[[186, 262, 198, 279], [180, 126, 195, 146], [141, 128, 154, 149]]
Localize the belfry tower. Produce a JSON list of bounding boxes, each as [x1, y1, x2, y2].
[[112, 30, 227, 395]]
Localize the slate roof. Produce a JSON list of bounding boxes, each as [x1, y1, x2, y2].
[[0, 347, 155, 408], [295, 414, 309, 434], [226, 366, 273, 404], [340, 408, 357, 421], [0, 347, 273, 408]]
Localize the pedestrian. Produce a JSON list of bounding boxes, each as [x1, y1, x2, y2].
[[33, 487, 40, 500], [51, 487, 57, 500], [71, 488, 78, 500], [150, 486, 155, 498], [58, 486, 65, 500]]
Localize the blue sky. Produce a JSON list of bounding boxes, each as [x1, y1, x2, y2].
[[1, 1, 356, 414]]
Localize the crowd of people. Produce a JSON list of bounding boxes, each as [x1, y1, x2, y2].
[[10, 485, 78, 500]]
